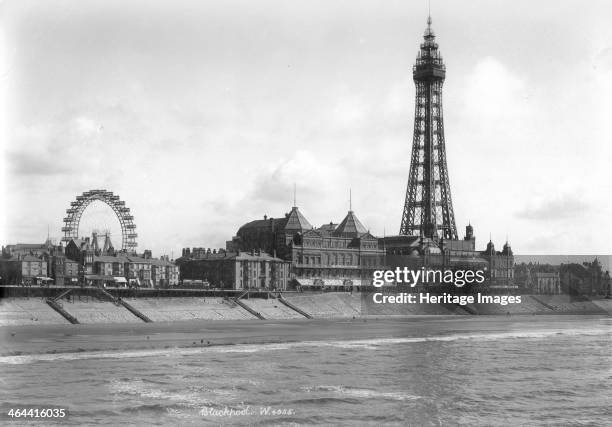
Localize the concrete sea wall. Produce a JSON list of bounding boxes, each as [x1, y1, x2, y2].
[[0, 287, 610, 327]]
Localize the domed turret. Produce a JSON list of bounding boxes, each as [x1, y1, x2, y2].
[[502, 240, 513, 256], [465, 223, 474, 240]]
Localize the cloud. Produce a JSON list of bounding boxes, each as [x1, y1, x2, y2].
[[250, 150, 346, 206], [515, 194, 588, 221], [461, 56, 530, 124], [73, 116, 103, 138], [7, 151, 72, 176], [6, 123, 72, 176]]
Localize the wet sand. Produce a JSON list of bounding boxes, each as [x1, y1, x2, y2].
[[1, 314, 608, 357]]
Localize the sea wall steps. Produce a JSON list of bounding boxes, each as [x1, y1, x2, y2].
[[97, 289, 153, 323], [45, 299, 79, 324], [277, 294, 313, 319], [232, 298, 265, 319]]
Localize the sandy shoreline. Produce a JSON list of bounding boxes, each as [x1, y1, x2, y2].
[[1, 314, 609, 358]]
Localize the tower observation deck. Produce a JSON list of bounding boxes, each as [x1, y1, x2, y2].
[[400, 16, 458, 240]]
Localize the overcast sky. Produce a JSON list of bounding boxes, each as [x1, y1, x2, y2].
[[1, 0, 611, 256]]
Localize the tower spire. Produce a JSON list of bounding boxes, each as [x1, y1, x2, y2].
[[349, 188, 352, 212], [293, 183, 297, 208], [400, 12, 457, 240]]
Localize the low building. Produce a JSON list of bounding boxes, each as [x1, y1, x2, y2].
[[534, 272, 561, 294], [179, 250, 290, 290], [481, 240, 515, 287], [2, 241, 53, 258], [560, 260, 610, 296], [125, 256, 153, 287], [151, 257, 179, 288], [0, 254, 49, 286], [49, 247, 80, 286], [65, 234, 177, 288]]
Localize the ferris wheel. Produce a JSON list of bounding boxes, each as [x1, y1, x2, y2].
[[61, 189, 137, 251]]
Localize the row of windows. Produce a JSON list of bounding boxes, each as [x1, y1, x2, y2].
[[23, 262, 45, 268], [303, 240, 379, 249], [297, 269, 369, 279], [298, 254, 384, 266], [300, 254, 356, 265]]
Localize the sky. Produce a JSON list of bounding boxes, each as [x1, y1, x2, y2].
[[1, 0, 611, 257]]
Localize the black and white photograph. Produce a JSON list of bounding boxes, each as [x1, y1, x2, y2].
[[0, 0, 610, 425]]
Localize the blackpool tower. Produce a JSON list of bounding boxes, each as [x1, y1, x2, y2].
[[400, 16, 458, 240]]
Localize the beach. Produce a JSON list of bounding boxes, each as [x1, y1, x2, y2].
[[0, 314, 608, 358], [0, 316, 453, 357]]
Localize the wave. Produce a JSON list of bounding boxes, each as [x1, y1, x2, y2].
[[299, 385, 422, 401], [286, 396, 362, 405], [1, 326, 609, 365], [108, 378, 216, 409]]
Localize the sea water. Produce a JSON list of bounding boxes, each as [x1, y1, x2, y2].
[[0, 317, 610, 426]]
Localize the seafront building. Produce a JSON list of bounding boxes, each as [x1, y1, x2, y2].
[[0, 233, 179, 288], [65, 236, 179, 288], [48, 245, 80, 286], [177, 249, 290, 290], [560, 259, 611, 296], [0, 253, 50, 286], [225, 206, 386, 289], [532, 272, 562, 294]]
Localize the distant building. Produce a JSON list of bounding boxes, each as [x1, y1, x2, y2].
[[533, 272, 561, 294], [151, 257, 180, 288], [48, 245, 79, 286], [560, 260, 610, 296], [124, 256, 152, 287], [179, 249, 290, 290], [381, 224, 515, 288], [2, 241, 53, 258], [228, 205, 385, 287], [64, 233, 178, 288], [481, 240, 515, 287], [0, 254, 49, 286]]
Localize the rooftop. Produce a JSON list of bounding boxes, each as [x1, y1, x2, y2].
[[283, 207, 313, 232], [333, 211, 368, 238]]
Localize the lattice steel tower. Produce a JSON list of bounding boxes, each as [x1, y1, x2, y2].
[[400, 16, 458, 240]]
